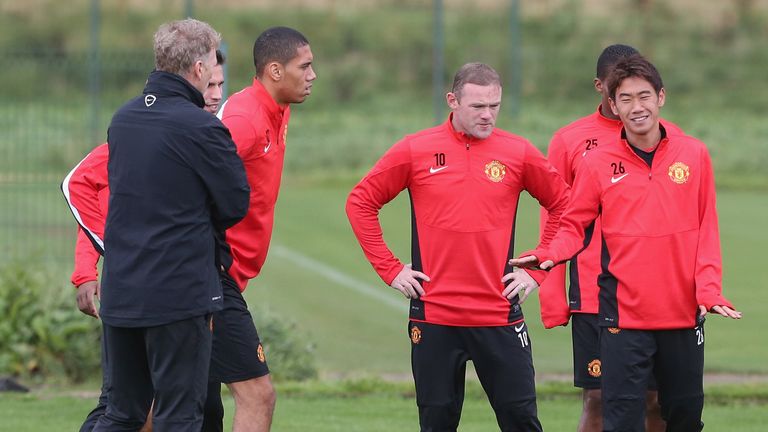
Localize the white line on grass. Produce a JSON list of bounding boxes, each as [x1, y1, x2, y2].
[[271, 244, 405, 311]]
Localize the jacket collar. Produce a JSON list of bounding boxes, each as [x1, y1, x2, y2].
[[621, 124, 669, 153], [143, 70, 205, 108], [250, 78, 287, 121], [443, 113, 489, 145]]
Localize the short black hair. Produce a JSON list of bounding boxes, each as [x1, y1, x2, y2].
[[605, 53, 664, 100], [253, 26, 309, 77], [215, 49, 226, 66], [596, 44, 638, 80]]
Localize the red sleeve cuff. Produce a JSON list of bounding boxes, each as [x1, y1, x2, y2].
[[698, 294, 734, 311], [523, 268, 547, 285], [71, 275, 97, 288], [541, 309, 571, 329], [382, 263, 405, 286]]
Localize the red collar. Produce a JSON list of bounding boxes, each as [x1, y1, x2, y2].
[[250, 78, 287, 121], [621, 124, 670, 153], [443, 113, 489, 145]]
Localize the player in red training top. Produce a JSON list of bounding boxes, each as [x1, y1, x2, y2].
[[541, 44, 678, 432], [512, 54, 741, 432], [212, 26, 316, 432], [63, 51, 228, 432], [347, 62, 570, 431]]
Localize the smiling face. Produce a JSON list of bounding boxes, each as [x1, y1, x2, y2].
[[274, 44, 316, 105], [203, 64, 224, 114], [446, 83, 502, 140], [609, 76, 665, 139]]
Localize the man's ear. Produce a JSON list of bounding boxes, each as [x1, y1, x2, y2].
[[266, 62, 282, 82], [594, 78, 603, 94], [657, 87, 666, 108], [446, 92, 459, 110], [193, 60, 204, 80], [609, 98, 619, 116]]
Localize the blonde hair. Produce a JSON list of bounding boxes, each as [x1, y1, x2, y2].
[[154, 18, 221, 75]]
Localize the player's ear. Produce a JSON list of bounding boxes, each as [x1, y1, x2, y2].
[[609, 98, 619, 116], [267, 62, 282, 82], [446, 92, 459, 110], [594, 78, 602, 94], [657, 88, 666, 108]]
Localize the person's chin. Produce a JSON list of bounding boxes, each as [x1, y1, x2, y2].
[[474, 128, 493, 139], [627, 123, 654, 136]]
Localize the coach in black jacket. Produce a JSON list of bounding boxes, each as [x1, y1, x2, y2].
[[93, 19, 249, 432]]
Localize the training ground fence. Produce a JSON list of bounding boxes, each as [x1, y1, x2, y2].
[[1, 50, 154, 270]]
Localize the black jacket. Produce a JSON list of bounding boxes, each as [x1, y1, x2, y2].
[[101, 71, 249, 327]]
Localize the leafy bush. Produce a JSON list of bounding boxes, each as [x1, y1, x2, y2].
[[253, 308, 319, 382], [0, 259, 318, 384], [0, 260, 101, 383]]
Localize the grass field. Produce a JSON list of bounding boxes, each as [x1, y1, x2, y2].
[[2, 380, 767, 431]]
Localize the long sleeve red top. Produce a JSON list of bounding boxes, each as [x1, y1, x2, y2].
[[62, 143, 109, 286], [532, 127, 733, 330], [346, 116, 570, 327], [217, 79, 290, 291], [540, 107, 682, 328]]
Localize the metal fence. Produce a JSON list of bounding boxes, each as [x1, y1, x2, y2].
[[1, 50, 153, 270]]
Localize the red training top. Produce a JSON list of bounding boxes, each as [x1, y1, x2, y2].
[[540, 106, 682, 328], [217, 79, 291, 291], [531, 127, 734, 330], [62, 143, 109, 286], [347, 116, 570, 327]]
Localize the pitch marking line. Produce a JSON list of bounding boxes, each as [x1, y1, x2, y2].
[[271, 244, 405, 311]]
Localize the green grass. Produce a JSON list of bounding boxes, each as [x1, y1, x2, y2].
[[2, 380, 766, 432]]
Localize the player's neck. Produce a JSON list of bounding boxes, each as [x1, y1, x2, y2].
[[599, 103, 618, 120], [257, 77, 288, 107]]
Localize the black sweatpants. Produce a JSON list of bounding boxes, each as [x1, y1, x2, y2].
[[81, 381, 222, 432], [93, 315, 213, 432], [409, 321, 542, 432], [600, 321, 705, 432]]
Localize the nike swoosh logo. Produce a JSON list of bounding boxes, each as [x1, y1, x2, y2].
[[611, 173, 629, 183], [429, 166, 448, 174], [514, 323, 525, 333], [264, 130, 272, 153]]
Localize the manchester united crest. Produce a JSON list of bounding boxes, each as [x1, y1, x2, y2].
[[484, 160, 506, 183], [587, 359, 602, 377], [257, 343, 266, 363], [608, 327, 621, 334], [410, 326, 422, 344], [668, 162, 690, 184]]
